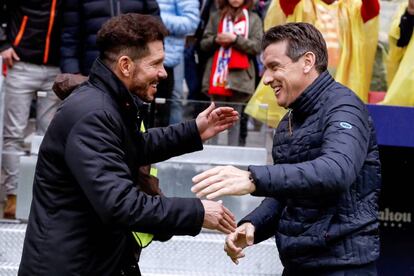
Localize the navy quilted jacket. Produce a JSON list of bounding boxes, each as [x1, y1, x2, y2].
[[242, 72, 381, 269], [60, 0, 160, 75]]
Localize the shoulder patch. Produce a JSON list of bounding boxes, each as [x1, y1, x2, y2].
[[339, 122, 352, 129]]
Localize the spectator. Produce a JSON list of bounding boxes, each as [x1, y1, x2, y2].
[[0, 0, 62, 219], [18, 14, 238, 276], [60, 0, 160, 76], [155, 0, 200, 126], [382, 0, 414, 107], [193, 23, 381, 275], [185, 0, 215, 101], [200, 0, 263, 146]]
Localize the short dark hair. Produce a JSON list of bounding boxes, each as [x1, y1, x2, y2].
[[96, 13, 168, 64], [262, 23, 328, 73]]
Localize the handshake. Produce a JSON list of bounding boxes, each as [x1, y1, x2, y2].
[[195, 165, 258, 265]]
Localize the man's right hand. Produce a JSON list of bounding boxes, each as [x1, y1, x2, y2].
[[0, 47, 20, 68], [201, 200, 236, 234]]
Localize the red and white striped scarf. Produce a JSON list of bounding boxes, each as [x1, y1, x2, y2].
[[208, 8, 250, 96]]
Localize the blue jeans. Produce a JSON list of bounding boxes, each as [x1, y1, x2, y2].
[[184, 44, 200, 101]]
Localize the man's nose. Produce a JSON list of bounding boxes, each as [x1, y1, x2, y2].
[[158, 66, 168, 80], [262, 70, 272, 86]]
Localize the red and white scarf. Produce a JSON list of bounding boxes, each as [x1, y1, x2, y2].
[[208, 8, 250, 96]]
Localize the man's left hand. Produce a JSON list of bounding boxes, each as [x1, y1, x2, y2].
[[191, 165, 256, 199], [196, 102, 239, 141]]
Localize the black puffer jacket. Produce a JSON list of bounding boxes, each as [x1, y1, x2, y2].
[[60, 0, 160, 75], [18, 59, 204, 276], [242, 72, 381, 270], [0, 0, 62, 66]]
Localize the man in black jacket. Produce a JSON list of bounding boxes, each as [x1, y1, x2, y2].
[[0, 0, 62, 219], [192, 23, 381, 275], [18, 14, 238, 276]]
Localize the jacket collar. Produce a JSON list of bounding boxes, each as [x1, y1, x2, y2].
[[288, 71, 335, 115], [88, 58, 148, 120]]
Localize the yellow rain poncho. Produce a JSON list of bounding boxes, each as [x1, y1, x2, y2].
[[245, 0, 379, 127], [381, 4, 414, 107]]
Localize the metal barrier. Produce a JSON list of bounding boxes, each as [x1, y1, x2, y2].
[[0, 221, 283, 275], [4, 135, 282, 275]]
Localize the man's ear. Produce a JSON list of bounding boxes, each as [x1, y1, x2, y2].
[[303, 51, 316, 74], [117, 55, 133, 77]]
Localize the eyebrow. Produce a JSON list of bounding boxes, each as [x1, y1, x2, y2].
[[150, 57, 164, 64], [265, 61, 281, 68]]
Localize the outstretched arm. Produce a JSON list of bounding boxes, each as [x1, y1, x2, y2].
[[136, 102, 238, 165], [192, 97, 372, 200], [195, 102, 239, 141]]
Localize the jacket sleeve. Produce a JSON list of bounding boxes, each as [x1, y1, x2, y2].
[[200, 12, 220, 54], [160, 0, 200, 37], [0, 1, 11, 52], [249, 95, 371, 199], [238, 197, 284, 244], [64, 110, 204, 236], [397, 9, 414, 47], [60, 0, 82, 73], [232, 12, 263, 56], [136, 119, 203, 165]]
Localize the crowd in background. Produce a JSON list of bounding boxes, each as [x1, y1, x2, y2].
[[0, 0, 413, 219]]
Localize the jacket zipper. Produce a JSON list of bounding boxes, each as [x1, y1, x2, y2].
[[288, 109, 293, 136], [109, 0, 115, 17], [43, 0, 57, 64], [110, 0, 121, 16], [13, 15, 28, 47], [116, 0, 121, 15]]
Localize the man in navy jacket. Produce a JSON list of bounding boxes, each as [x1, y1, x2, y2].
[[19, 14, 238, 276], [192, 23, 381, 275]]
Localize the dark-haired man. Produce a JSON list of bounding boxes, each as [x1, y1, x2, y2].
[[192, 22, 381, 275], [18, 14, 238, 276]]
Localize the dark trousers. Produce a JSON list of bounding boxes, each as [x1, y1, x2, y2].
[[282, 262, 377, 276]]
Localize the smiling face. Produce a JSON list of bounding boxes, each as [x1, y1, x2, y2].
[[262, 41, 309, 108], [124, 41, 167, 102]]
